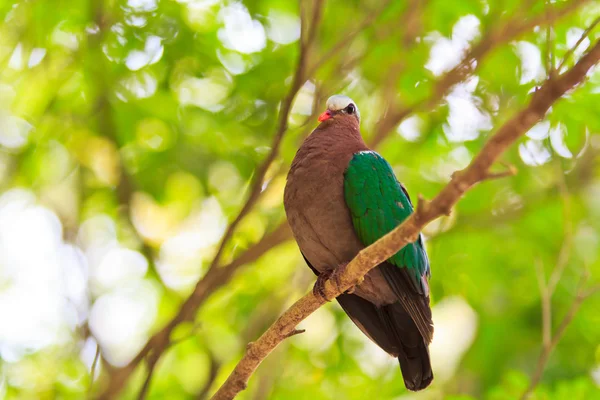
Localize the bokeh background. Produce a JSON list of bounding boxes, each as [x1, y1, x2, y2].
[[1, 0, 600, 399]]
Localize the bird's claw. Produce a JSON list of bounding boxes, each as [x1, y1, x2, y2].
[[332, 262, 354, 294], [313, 263, 357, 301], [330, 264, 344, 292], [313, 270, 333, 302]]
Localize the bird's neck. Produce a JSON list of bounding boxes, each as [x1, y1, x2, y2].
[[303, 119, 368, 155]]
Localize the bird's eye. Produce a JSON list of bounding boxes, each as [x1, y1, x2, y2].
[[345, 104, 355, 114]]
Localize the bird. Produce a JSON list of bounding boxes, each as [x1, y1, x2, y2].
[[283, 94, 433, 391]]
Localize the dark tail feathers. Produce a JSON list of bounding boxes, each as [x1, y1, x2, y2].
[[383, 303, 433, 390], [337, 293, 433, 391]]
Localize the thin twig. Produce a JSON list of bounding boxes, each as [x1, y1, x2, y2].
[[303, 0, 324, 52], [401, 0, 427, 46], [483, 162, 518, 180], [557, 16, 600, 72], [136, 352, 161, 400], [210, 38, 600, 400], [429, 145, 598, 240], [197, 350, 221, 400], [521, 274, 597, 400], [369, 0, 591, 147], [299, 0, 308, 48], [283, 329, 306, 339], [534, 258, 552, 349], [88, 344, 101, 398], [375, 0, 428, 129], [545, 0, 556, 78], [521, 164, 581, 399], [547, 164, 574, 295], [306, 0, 392, 77], [583, 284, 600, 298]]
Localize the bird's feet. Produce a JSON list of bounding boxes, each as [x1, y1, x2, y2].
[[312, 262, 357, 302], [313, 270, 333, 302], [330, 262, 347, 293], [331, 262, 361, 294]]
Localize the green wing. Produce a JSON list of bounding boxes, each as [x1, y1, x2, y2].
[[344, 151, 430, 294]]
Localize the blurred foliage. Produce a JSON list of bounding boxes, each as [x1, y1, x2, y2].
[[0, 0, 600, 399]]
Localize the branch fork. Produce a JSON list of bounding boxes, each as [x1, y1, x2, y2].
[[483, 161, 518, 181]]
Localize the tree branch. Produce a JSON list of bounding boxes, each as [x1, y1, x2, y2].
[[520, 163, 583, 399], [521, 273, 598, 400], [306, 0, 392, 78], [97, 221, 292, 398], [534, 258, 552, 348], [482, 162, 518, 181], [197, 350, 221, 400], [544, 0, 557, 79], [88, 344, 101, 399], [205, 0, 322, 281], [136, 353, 160, 400], [533, 163, 573, 350], [369, 0, 591, 147], [97, 0, 326, 396], [557, 15, 600, 72], [546, 164, 574, 296], [209, 38, 600, 400]]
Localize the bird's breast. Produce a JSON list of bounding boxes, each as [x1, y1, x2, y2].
[[284, 152, 364, 272]]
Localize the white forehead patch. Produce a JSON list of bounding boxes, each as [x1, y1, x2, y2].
[[325, 94, 360, 120]]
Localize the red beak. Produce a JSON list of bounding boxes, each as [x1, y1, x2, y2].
[[318, 110, 332, 122]]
